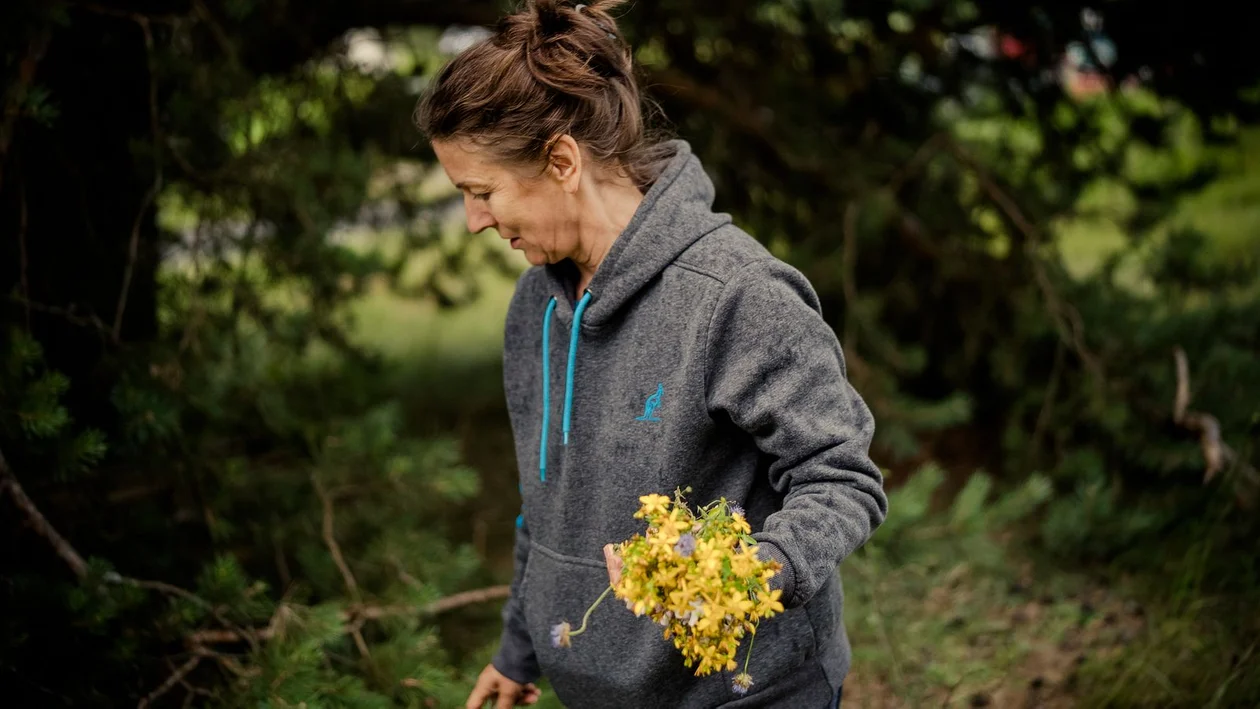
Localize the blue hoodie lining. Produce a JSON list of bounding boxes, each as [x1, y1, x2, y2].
[[538, 291, 592, 482]]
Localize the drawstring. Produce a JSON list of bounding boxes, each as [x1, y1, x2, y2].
[[539, 298, 558, 482], [538, 291, 593, 482], [564, 292, 593, 444]]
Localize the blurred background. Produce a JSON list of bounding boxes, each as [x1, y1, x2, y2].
[[2, 1, 1258, 707]]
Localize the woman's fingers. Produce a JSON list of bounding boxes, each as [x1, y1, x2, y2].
[[520, 684, 542, 705], [466, 678, 493, 709]]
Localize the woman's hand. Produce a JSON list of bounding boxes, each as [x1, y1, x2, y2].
[[465, 664, 541, 709], [603, 543, 623, 586]]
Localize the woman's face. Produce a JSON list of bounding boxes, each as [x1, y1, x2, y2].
[[432, 139, 580, 267]]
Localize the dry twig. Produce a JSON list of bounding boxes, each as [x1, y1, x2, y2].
[[312, 473, 359, 599], [137, 656, 201, 709]]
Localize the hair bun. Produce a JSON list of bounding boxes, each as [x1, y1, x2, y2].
[[420, 0, 670, 190], [528, 0, 571, 43]]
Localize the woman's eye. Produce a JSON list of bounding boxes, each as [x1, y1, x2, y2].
[[472, 191, 491, 201]]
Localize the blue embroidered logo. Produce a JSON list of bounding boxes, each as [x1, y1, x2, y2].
[[636, 383, 664, 422]]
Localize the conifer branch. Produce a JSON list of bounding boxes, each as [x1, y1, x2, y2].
[[312, 472, 360, 599], [0, 446, 89, 578], [2, 443, 513, 700]]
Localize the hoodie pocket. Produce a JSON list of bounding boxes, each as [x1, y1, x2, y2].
[[522, 541, 816, 709]]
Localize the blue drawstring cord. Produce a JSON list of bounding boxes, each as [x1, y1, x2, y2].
[[538, 291, 592, 482], [539, 298, 558, 482], [564, 291, 593, 445]]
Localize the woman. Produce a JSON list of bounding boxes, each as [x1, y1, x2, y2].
[[416, 2, 887, 707]]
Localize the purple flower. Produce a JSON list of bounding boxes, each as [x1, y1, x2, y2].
[[674, 533, 697, 557], [729, 503, 745, 518], [550, 621, 572, 649], [732, 673, 754, 695]]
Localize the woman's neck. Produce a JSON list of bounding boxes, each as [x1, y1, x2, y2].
[[570, 176, 644, 297]]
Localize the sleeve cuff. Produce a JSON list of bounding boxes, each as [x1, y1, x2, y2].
[[491, 645, 540, 685], [756, 540, 797, 607]]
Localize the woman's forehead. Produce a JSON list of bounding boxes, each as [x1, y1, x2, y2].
[[433, 140, 499, 184]]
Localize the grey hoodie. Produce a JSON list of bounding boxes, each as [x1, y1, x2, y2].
[[490, 141, 887, 708]]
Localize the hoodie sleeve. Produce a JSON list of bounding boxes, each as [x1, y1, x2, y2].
[[490, 514, 541, 684], [705, 259, 888, 609]]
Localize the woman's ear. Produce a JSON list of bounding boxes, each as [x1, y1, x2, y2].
[[546, 134, 583, 193]]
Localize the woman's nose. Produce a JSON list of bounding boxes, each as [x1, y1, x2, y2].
[[464, 200, 496, 234]]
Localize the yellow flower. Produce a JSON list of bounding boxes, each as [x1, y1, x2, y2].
[[755, 588, 784, 616], [606, 490, 787, 678], [636, 493, 671, 519]]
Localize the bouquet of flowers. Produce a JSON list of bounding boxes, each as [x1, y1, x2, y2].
[[552, 489, 784, 695]]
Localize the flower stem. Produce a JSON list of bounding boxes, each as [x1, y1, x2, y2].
[[569, 585, 613, 637], [741, 620, 760, 673]]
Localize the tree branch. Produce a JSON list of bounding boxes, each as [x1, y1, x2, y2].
[[312, 473, 359, 600], [137, 656, 201, 709], [0, 446, 89, 578], [186, 585, 512, 645], [421, 584, 511, 615], [10, 297, 113, 338]]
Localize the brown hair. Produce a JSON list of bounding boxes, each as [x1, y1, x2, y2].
[[415, 0, 672, 190]]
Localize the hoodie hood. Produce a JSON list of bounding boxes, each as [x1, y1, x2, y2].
[[541, 139, 732, 326]]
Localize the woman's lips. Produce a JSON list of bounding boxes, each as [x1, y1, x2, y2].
[[509, 237, 521, 249]]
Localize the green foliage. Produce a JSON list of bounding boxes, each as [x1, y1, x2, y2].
[[862, 464, 1052, 571], [2, 297, 496, 705], [4, 0, 1260, 704]]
